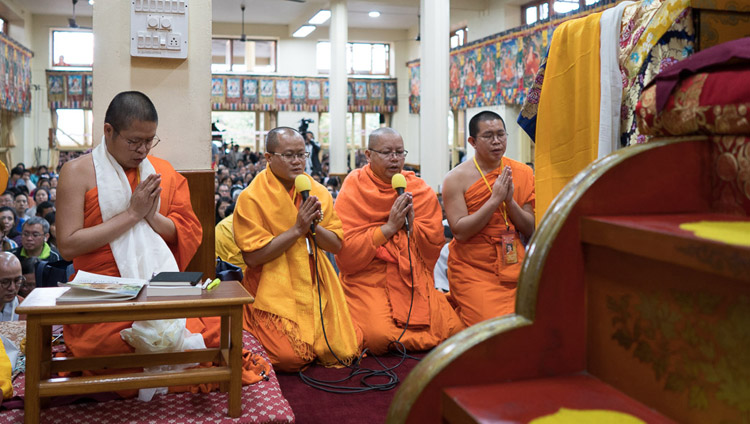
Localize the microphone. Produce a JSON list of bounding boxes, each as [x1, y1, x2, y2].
[[391, 173, 410, 233], [294, 175, 316, 234]]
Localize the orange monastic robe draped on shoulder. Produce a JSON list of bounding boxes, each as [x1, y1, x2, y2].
[[335, 165, 464, 355], [64, 156, 209, 358], [448, 157, 535, 327], [233, 168, 360, 372]]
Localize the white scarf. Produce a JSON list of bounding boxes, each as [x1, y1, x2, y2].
[[598, 1, 633, 159], [92, 138, 178, 278], [93, 138, 203, 402]]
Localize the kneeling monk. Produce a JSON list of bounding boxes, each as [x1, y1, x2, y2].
[[335, 128, 464, 355], [233, 127, 360, 372], [442, 111, 535, 326], [57, 91, 268, 389]]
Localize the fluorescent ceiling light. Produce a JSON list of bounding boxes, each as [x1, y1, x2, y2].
[[293, 25, 316, 38], [309, 10, 331, 25], [368, 11, 381, 18]]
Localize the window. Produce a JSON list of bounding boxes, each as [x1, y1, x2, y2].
[[51, 29, 94, 68], [55, 109, 93, 148], [211, 38, 277, 73], [316, 42, 390, 76], [0, 17, 6, 34], [450, 27, 468, 49], [522, 0, 598, 25]]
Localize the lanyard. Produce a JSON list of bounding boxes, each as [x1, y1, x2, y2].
[[473, 156, 510, 231]]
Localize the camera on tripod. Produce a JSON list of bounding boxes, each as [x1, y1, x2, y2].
[[299, 118, 314, 135]]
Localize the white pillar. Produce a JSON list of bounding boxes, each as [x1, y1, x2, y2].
[[419, 0, 450, 191], [329, 0, 348, 175], [92, 0, 212, 170]]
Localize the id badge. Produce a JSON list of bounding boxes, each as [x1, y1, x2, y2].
[[501, 234, 518, 265]]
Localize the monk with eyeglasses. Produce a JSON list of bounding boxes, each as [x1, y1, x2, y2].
[[334, 128, 464, 355], [442, 111, 535, 326], [233, 127, 360, 371]]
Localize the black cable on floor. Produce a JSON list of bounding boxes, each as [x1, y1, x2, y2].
[[299, 230, 418, 394]]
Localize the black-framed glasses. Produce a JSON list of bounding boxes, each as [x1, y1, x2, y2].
[[22, 231, 44, 238], [0, 276, 25, 289], [270, 152, 310, 161], [114, 129, 161, 151], [477, 132, 508, 142], [369, 149, 408, 159]]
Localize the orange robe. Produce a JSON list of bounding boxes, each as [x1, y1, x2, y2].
[[233, 169, 360, 372], [335, 166, 464, 355], [448, 157, 535, 326], [64, 156, 209, 357], [62, 156, 271, 392]]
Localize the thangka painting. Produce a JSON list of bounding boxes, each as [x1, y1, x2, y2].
[[409, 0, 615, 114], [210, 74, 397, 113], [1, 32, 32, 113], [45, 71, 93, 109]]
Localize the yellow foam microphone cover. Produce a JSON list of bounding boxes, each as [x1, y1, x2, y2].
[[294, 174, 312, 194], [391, 173, 407, 191]]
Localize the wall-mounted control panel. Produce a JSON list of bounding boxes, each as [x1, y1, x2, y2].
[[130, 0, 188, 59]]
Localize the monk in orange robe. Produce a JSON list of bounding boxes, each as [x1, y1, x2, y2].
[[442, 111, 535, 327], [335, 128, 464, 355], [233, 127, 360, 372], [57, 91, 269, 388]]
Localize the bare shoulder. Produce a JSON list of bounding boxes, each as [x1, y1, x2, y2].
[[59, 153, 96, 192], [443, 161, 477, 194]]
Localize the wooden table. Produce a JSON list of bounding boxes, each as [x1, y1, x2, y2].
[[16, 281, 253, 424]]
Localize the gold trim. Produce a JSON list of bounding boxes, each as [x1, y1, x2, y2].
[[386, 137, 703, 423]]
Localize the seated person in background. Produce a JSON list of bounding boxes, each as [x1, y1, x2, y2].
[[35, 201, 55, 220], [18, 257, 38, 297], [44, 211, 57, 248], [334, 128, 464, 355], [0, 192, 14, 209], [12, 193, 27, 234], [55, 91, 210, 359], [12, 217, 62, 263], [233, 127, 360, 371], [442, 111, 535, 326], [0, 252, 23, 321], [0, 207, 18, 252], [215, 214, 246, 273]]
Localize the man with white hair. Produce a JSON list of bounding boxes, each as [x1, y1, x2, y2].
[[0, 252, 23, 321]]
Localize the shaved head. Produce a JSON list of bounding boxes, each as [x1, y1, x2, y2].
[[368, 127, 401, 150], [0, 252, 20, 271], [266, 127, 302, 152]]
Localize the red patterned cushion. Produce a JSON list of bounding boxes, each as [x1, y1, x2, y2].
[[0, 331, 294, 424], [637, 68, 750, 136]]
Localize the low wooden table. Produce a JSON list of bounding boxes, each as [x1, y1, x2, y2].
[[16, 281, 253, 424]]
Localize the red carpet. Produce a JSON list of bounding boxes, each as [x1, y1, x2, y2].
[[275, 352, 425, 424]]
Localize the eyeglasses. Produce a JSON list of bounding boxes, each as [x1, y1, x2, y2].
[[0, 276, 25, 289], [369, 149, 408, 159], [477, 132, 508, 142], [114, 129, 161, 151], [270, 152, 310, 161], [22, 231, 44, 238]]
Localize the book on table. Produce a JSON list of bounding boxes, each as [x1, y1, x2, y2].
[[149, 271, 204, 286], [56, 271, 147, 303]]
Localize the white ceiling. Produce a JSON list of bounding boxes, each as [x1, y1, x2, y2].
[[20, 0, 424, 30]]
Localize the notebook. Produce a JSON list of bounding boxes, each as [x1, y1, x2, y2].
[[149, 271, 204, 286]]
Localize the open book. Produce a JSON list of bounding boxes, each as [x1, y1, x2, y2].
[[56, 271, 147, 303]]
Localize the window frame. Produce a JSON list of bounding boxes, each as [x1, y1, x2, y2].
[[0, 16, 7, 34], [521, 0, 600, 25], [49, 28, 94, 69], [211, 37, 278, 74], [450, 27, 468, 49], [316, 41, 391, 76]]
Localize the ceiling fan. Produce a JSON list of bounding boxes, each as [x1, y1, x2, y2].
[[68, 0, 92, 29], [240, 4, 247, 41]]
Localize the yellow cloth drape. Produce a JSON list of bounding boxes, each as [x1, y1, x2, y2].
[[0, 338, 13, 399], [534, 12, 602, 224], [215, 215, 247, 272], [233, 168, 359, 366], [679, 221, 750, 247]]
